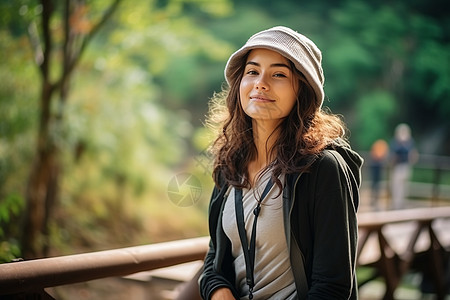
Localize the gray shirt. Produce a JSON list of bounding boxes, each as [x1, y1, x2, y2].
[[222, 173, 297, 299]]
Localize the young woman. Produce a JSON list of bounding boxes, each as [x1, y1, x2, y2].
[[199, 26, 363, 300]]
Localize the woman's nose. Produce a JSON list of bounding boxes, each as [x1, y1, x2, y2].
[[255, 75, 269, 90]]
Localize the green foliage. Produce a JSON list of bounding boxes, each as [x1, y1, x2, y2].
[[0, 28, 38, 261], [354, 90, 397, 149], [0, 194, 24, 262], [0, 194, 23, 231], [324, 36, 378, 104], [0, 30, 38, 140], [0, 241, 21, 264], [411, 40, 450, 110]]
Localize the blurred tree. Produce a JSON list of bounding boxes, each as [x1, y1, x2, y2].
[[17, 0, 122, 259], [1, 0, 234, 259]]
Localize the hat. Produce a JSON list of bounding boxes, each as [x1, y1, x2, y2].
[[225, 26, 324, 108]]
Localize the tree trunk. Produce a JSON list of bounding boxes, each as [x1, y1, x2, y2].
[[22, 144, 59, 259], [21, 78, 59, 259], [20, 0, 121, 259]]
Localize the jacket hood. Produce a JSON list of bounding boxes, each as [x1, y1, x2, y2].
[[326, 138, 364, 210], [329, 138, 364, 187]]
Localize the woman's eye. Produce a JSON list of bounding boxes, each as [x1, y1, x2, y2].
[[274, 73, 287, 78], [246, 70, 258, 75]]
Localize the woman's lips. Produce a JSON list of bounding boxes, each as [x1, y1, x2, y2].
[[249, 95, 275, 102]]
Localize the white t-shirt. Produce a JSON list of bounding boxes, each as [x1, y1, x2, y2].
[[222, 172, 297, 299]]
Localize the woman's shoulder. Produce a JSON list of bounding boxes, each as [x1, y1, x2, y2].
[[312, 149, 342, 170], [309, 143, 363, 191], [285, 150, 342, 181], [314, 140, 363, 173], [308, 149, 355, 182]]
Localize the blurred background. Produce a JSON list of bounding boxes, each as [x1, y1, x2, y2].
[[0, 0, 449, 298]]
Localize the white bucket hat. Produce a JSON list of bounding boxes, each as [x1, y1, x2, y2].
[[225, 26, 325, 108]]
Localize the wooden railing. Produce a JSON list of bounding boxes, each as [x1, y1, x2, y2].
[[0, 207, 449, 299], [0, 237, 209, 298], [357, 207, 450, 300]]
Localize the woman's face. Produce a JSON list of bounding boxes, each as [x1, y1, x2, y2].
[[239, 48, 299, 123]]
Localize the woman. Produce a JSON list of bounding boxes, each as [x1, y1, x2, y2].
[[199, 26, 363, 300]]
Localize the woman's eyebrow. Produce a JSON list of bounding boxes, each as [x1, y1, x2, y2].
[[246, 61, 291, 69]]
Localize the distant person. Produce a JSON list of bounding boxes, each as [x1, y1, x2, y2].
[[389, 123, 418, 210], [369, 139, 388, 210], [199, 26, 363, 300]]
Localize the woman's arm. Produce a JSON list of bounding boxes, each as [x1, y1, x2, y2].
[[307, 151, 359, 299], [199, 185, 237, 299], [211, 288, 236, 300]]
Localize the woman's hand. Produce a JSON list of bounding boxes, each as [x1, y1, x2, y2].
[[211, 287, 236, 300]]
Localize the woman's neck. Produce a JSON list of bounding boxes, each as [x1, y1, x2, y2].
[[248, 119, 280, 183]]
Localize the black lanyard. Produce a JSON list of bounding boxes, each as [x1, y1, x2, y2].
[[234, 178, 274, 299]]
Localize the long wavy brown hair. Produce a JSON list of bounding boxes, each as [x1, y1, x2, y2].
[[207, 51, 346, 189]]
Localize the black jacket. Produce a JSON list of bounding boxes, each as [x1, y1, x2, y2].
[[199, 141, 363, 299]]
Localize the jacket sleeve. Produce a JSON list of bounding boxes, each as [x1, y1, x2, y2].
[[199, 240, 235, 299], [199, 185, 238, 299], [307, 151, 359, 299]]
